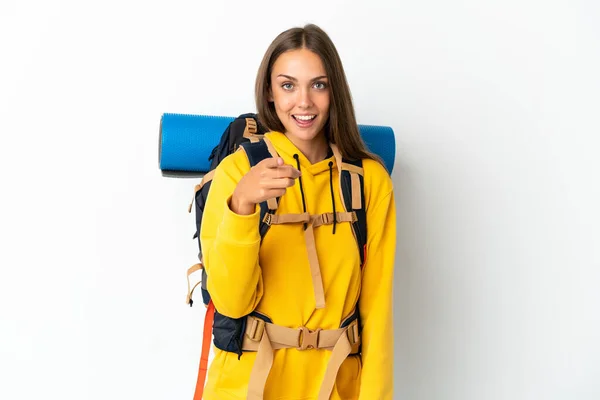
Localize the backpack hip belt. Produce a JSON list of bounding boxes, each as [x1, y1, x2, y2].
[[243, 316, 361, 400]]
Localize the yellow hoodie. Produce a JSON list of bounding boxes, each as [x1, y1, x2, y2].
[[200, 131, 396, 399]]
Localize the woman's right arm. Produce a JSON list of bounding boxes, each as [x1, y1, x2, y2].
[[199, 150, 300, 318]]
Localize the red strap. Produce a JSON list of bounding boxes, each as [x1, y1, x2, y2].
[[193, 300, 215, 400]]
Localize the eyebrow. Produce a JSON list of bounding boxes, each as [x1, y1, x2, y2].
[[276, 74, 328, 82]]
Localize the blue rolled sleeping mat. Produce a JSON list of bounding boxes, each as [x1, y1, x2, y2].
[[158, 113, 396, 177]]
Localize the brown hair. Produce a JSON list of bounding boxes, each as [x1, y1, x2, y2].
[[255, 24, 382, 165]]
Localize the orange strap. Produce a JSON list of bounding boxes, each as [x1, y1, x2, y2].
[[193, 300, 215, 400]]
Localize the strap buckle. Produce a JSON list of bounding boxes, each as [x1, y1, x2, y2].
[[346, 320, 360, 346], [263, 213, 272, 226], [246, 317, 266, 342], [322, 213, 333, 225], [245, 118, 257, 135], [297, 327, 321, 350]]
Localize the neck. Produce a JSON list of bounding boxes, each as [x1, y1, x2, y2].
[[286, 133, 329, 164]]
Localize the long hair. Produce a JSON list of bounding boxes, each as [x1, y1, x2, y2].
[[255, 24, 382, 164]]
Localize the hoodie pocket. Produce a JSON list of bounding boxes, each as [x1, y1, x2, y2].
[[333, 354, 362, 399]]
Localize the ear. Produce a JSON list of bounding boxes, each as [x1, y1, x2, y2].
[[267, 86, 274, 102]]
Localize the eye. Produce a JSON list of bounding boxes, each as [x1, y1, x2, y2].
[[282, 83, 294, 91], [313, 81, 328, 90]]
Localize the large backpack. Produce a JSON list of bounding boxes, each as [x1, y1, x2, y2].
[[185, 113, 367, 399]]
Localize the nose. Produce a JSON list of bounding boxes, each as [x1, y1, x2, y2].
[[297, 87, 312, 109]]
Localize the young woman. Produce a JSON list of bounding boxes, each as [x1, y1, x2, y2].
[[199, 24, 396, 399]]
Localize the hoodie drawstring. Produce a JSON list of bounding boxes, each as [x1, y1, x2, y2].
[[293, 153, 338, 235], [293, 154, 308, 231]]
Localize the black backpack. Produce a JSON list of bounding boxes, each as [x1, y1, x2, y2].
[[185, 113, 367, 397], [187, 113, 268, 307]]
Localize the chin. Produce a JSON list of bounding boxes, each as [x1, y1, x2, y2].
[[287, 128, 320, 142]]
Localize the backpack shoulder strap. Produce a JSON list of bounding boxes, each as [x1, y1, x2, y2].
[[341, 158, 367, 267], [240, 137, 271, 164], [238, 139, 281, 239], [331, 145, 367, 267]]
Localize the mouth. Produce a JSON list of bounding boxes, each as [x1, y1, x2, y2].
[[292, 114, 317, 128]]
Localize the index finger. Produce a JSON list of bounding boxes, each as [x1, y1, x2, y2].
[[261, 157, 284, 168]]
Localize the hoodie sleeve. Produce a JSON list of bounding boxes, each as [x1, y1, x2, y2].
[[358, 187, 397, 400], [199, 150, 264, 319]]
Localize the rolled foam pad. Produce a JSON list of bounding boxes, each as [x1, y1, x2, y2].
[[159, 113, 396, 175]]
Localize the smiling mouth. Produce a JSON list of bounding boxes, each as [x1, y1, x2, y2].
[[292, 115, 317, 121]]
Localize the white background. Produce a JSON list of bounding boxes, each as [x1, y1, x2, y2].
[[1, 1, 599, 399]]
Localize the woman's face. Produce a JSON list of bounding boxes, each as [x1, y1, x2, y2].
[[269, 48, 330, 145]]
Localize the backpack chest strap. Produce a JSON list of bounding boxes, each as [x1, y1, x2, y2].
[[262, 211, 356, 228]]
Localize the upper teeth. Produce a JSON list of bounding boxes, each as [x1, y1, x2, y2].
[[296, 115, 315, 121]]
